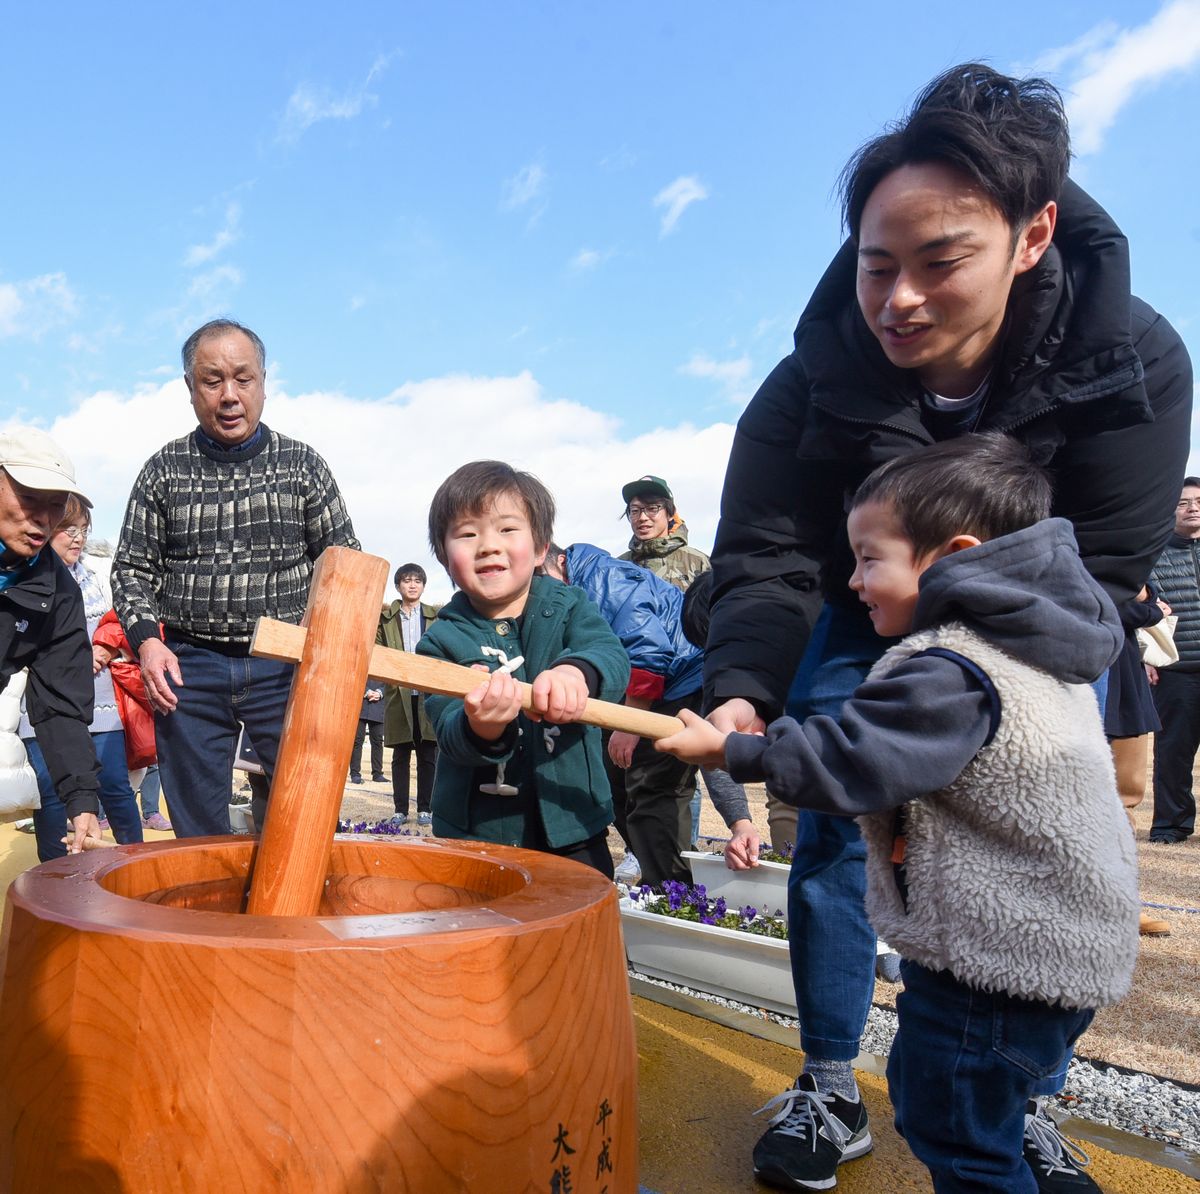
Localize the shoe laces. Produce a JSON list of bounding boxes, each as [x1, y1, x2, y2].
[[754, 1084, 853, 1152], [1025, 1107, 1091, 1177]]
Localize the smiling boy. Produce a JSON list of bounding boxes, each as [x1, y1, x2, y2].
[[416, 460, 629, 875], [662, 435, 1137, 1193]]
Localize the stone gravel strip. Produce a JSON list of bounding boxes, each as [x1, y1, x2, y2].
[[630, 969, 1200, 1154]]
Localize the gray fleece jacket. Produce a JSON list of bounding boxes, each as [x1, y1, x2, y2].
[[726, 518, 1139, 1008]]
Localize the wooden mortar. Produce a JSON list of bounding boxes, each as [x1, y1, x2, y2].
[[0, 548, 638, 1192]]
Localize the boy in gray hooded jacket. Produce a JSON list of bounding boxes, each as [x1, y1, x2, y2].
[[659, 434, 1138, 1193]]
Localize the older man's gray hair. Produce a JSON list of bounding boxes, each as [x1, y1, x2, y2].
[[182, 318, 266, 386]]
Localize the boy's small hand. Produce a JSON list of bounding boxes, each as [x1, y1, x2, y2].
[[464, 670, 522, 740], [528, 664, 589, 724], [655, 708, 729, 770]]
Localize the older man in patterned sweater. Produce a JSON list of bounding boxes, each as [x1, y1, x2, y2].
[[112, 318, 359, 836]]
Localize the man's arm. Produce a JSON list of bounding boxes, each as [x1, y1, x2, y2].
[[24, 584, 101, 834], [1052, 304, 1192, 606], [111, 458, 169, 656], [705, 355, 845, 718], [303, 448, 361, 558]]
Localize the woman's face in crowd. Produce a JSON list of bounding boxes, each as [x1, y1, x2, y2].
[[51, 519, 88, 566]]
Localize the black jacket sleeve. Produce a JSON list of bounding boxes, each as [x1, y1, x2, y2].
[[25, 580, 100, 820], [724, 654, 993, 815], [1051, 302, 1193, 607], [705, 355, 848, 717]]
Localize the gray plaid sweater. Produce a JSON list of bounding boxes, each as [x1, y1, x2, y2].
[[112, 425, 359, 654]]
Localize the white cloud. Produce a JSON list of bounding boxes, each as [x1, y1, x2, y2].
[[501, 161, 548, 225], [277, 52, 395, 145], [1031, 0, 1200, 154], [653, 175, 709, 236], [186, 264, 243, 300], [568, 247, 614, 272], [184, 202, 241, 266], [29, 371, 736, 604], [0, 272, 78, 339], [679, 352, 754, 405]]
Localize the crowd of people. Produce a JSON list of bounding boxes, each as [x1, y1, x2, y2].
[[1, 59, 1194, 1194]]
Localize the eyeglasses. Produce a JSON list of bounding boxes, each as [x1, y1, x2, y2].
[[626, 502, 665, 519], [1177, 500, 1200, 511], [59, 525, 88, 541]]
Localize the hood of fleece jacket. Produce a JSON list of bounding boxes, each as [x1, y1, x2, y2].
[[912, 518, 1122, 684]]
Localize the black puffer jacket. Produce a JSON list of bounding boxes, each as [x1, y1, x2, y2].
[[0, 549, 100, 818], [1150, 536, 1200, 672], [707, 181, 1193, 716]]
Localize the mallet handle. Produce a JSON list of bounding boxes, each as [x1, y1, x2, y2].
[[251, 618, 687, 741]]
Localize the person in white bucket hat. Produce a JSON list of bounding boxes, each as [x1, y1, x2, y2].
[[0, 426, 102, 852]]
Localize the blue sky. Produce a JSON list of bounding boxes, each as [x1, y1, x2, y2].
[[3, 1, 1199, 598]]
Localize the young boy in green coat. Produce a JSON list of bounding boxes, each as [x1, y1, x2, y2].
[[417, 460, 630, 876]]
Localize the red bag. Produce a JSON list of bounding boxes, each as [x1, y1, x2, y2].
[[109, 660, 157, 769], [94, 611, 158, 770]]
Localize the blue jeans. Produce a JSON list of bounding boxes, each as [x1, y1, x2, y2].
[[27, 731, 144, 863], [784, 603, 890, 1060], [888, 962, 1093, 1192], [137, 764, 162, 819], [155, 639, 293, 838]]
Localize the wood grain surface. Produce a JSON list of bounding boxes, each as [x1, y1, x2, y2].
[[245, 547, 389, 917], [253, 617, 687, 740], [0, 837, 638, 1192]]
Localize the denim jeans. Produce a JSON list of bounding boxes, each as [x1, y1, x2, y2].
[[784, 603, 890, 1060], [27, 731, 144, 863], [155, 638, 294, 838], [137, 764, 162, 819], [888, 962, 1093, 1192]]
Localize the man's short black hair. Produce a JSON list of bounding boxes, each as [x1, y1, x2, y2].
[[394, 563, 426, 585], [428, 460, 556, 566], [852, 433, 1052, 559], [1182, 476, 1200, 489], [839, 63, 1070, 240]]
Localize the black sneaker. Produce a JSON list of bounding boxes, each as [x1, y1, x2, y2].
[[1023, 1099, 1101, 1192], [752, 1073, 872, 1190], [349, 773, 363, 785]]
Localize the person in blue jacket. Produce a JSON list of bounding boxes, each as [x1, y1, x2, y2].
[[542, 542, 750, 887]]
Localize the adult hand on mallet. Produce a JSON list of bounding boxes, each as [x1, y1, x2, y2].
[[64, 812, 103, 854], [138, 638, 182, 714]]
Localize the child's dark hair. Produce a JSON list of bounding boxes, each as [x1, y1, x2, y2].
[[852, 433, 1052, 559], [839, 63, 1070, 242], [394, 563, 426, 585], [428, 460, 556, 565]]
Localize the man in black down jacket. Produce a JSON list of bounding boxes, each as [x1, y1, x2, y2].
[[0, 428, 101, 853], [704, 65, 1192, 1193]]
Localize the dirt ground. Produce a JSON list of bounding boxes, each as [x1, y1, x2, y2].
[[333, 746, 1200, 1086]]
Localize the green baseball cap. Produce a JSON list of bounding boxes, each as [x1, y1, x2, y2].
[[621, 474, 673, 504]]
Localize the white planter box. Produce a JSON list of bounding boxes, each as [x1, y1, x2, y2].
[[228, 803, 255, 834], [682, 851, 790, 921], [619, 898, 797, 1016]]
